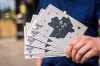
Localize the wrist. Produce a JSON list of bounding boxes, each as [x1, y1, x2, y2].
[[96, 37, 100, 56]]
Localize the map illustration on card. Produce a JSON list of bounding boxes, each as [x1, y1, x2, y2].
[[24, 4, 88, 59]]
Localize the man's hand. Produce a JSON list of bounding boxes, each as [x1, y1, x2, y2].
[[66, 35, 100, 64]]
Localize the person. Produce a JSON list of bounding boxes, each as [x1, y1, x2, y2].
[[33, 0, 100, 66]]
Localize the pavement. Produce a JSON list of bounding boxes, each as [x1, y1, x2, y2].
[[0, 38, 34, 66]]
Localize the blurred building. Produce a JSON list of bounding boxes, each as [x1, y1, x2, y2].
[[0, 1, 37, 66], [0, 0, 16, 39], [0, 0, 37, 39]]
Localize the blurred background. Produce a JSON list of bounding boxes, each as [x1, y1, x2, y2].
[[0, 0, 37, 66], [0, 0, 100, 66]]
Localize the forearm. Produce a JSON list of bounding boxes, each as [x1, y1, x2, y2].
[[98, 19, 100, 55]]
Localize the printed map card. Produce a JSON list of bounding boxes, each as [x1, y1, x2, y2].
[[36, 4, 87, 57], [24, 4, 88, 58]]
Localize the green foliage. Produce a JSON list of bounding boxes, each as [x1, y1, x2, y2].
[[98, 28, 100, 36]]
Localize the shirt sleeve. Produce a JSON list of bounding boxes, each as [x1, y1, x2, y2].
[[96, 0, 100, 19]]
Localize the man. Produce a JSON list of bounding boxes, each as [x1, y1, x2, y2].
[[34, 0, 100, 66]]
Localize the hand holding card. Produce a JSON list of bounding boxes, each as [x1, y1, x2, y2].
[[24, 4, 88, 59]]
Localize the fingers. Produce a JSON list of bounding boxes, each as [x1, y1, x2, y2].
[[75, 43, 91, 63], [71, 36, 90, 61], [71, 38, 87, 61], [66, 36, 97, 63], [66, 37, 79, 58], [66, 45, 73, 58], [80, 49, 97, 63]]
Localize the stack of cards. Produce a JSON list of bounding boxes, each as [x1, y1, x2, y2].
[[24, 4, 88, 59]]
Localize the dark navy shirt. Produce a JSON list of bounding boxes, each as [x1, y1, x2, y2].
[[36, 0, 100, 66], [36, 0, 100, 37]]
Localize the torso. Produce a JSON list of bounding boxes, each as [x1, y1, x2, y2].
[[37, 0, 99, 36]]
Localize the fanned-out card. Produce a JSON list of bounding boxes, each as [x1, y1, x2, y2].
[[24, 9, 46, 59], [24, 23, 32, 59], [31, 4, 87, 57], [44, 5, 88, 57], [24, 4, 88, 58]]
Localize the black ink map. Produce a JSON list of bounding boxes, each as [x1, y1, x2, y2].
[[48, 17, 74, 39]]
